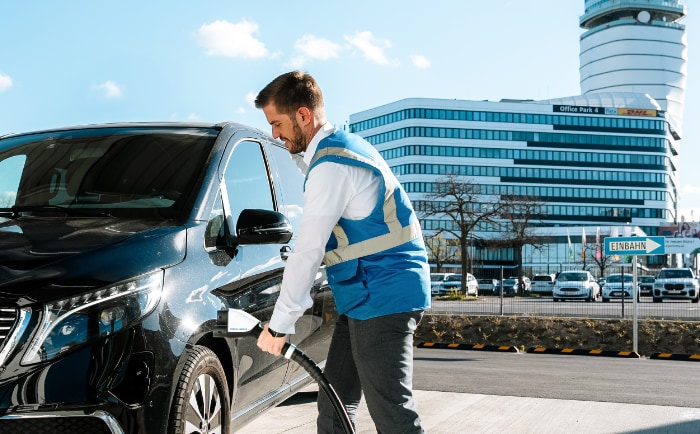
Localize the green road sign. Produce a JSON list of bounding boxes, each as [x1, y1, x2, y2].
[[604, 236, 665, 256]]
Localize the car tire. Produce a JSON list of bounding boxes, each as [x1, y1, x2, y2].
[[602, 297, 609, 302], [168, 346, 230, 434]]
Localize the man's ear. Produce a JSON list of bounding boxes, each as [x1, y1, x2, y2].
[[296, 107, 312, 125]]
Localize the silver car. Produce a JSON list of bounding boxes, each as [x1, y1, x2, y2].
[[553, 271, 600, 302]]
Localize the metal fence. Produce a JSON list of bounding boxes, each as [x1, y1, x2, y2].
[[428, 294, 700, 321]]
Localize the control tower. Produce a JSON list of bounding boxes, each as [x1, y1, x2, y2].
[[579, 0, 687, 133]]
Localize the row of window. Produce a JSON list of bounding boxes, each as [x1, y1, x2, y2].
[[404, 182, 668, 202], [420, 197, 666, 228], [365, 127, 666, 150], [350, 107, 667, 133], [379, 144, 666, 167], [394, 164, 668, 185]]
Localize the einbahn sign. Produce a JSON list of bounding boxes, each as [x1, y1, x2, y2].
[[604, 236, 665, 256]]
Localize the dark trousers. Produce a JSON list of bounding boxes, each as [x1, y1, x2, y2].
[[317, 311, 424, 434]]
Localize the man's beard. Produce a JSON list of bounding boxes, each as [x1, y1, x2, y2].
[[285, 118, 307, 155]]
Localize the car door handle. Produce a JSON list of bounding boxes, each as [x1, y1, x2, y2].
[[280, 245, 292, 261]]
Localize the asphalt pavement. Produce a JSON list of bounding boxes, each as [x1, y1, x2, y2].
[[237, 384, 700, 433]]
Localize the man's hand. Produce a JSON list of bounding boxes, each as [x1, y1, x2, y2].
[[257, 323, 287, 356]]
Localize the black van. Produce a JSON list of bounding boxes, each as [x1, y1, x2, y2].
[[0, 122, 336, 433]]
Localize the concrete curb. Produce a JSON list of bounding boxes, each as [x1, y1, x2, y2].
[[417, 341, 519, 352], [526, 346, 640, 358], [650, 352, 700, 361]]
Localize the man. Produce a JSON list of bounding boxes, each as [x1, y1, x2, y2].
[[255, 71, 430, 434]]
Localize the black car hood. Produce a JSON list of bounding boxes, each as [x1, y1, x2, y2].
[[0, 216, 187, 304]]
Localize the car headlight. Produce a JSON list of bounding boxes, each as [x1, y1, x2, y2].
[[23, 271, 163, 365]]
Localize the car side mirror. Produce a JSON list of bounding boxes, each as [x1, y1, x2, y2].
[[229, 209, 293, 246]]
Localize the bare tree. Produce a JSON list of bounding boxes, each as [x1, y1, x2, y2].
[[424, 233, 459, 273], [419, 174, 502, 292], [497, 194, 545, 294], [585, 243, 616, 278]]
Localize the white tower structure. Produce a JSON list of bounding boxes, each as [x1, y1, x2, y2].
[[579, 0, 687, 133]]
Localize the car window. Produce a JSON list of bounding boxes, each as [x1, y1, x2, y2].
[[446, 275, 462, 282], [265, 142, 305, 234], [0, 127, 217, 218], [559, 273, 586, 282], [222, 140, 275, 224], [658, 269, 692, 279], [607, 275, 633, 283]]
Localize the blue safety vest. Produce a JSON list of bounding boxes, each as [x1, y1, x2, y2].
[[305, 130, 431, 319]]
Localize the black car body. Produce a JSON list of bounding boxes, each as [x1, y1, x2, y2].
[[0, 123, 336, 433]]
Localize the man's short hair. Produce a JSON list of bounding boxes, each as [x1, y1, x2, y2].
[[255, 71, 324, 117]]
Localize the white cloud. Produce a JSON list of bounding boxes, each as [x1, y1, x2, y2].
[[411, 54, 430, 69], [187, 113, 200, 121], [196, 20, 269, 59], [92, 81, 124, 99], [245, 91, 256, 108], [286, 35, 343, 68], [344, 31, 393, 65], [295, 34, 342, 60], [0, 73, 12, 92]]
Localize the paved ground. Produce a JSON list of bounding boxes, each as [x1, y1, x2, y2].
[[236, 385, 700, 433]]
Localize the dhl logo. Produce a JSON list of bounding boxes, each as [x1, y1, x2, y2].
[[617, 108, 657, 117]]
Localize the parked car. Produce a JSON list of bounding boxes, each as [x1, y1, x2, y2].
[[494, 278, 520, 296], [478, 278, 498, 295], [0, 122, 337, 433], [553, 271, 600, 302], [601, 273, 637, 302], [637, 275, 655, 300], [652, 267, 700, 303], [438, 273, 478, 296], [431, 272, 456, 296], [531, 274, 556, 295]]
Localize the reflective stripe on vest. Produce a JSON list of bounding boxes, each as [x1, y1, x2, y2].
[[310, 146, 421, 267]]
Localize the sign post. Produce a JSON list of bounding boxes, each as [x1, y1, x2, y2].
[[604, 236, 666, 354]]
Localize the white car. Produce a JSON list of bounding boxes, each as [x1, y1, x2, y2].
[[438, 273, 478, 296], [601, 273, 637, 302], [553, 271, 600, 302], [531, 274, 555, 295], [652, 268, 700, 303], [430, 273, 456, 296]]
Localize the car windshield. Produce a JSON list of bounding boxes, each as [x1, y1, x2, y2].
[[445, 275, 462, 282], [558, 273, 587, 282], [533, 276, 552, 281], [0, 126, 218, 220], [606, 274, 633, 283], [478, 279, 493, 284], [503, 279, 517, 285], [658, 269, 693, 279], [639, 276, 655, 283]]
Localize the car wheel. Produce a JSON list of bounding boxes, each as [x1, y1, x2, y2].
[[168, 346, 230, 434], [602, 297, 609, 302], [693, 296, 699, 304]]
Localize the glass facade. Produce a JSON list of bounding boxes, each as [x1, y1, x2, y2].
[[348, 98, 677, 270]]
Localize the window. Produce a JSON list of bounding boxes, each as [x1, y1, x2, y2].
[[222, 140, 274, 225]]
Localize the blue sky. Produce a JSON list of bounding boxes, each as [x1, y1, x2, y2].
[[1, 0, 698, 220]]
